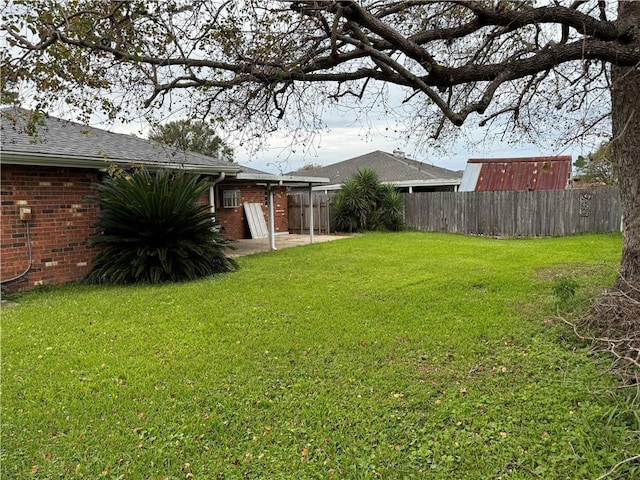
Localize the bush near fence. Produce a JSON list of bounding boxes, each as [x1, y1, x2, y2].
[[288, 187, 622, 236]]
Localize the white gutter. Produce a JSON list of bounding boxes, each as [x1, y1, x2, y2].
[[310, 179, 461, 192], [236, 172, 329, 185], [1, 151, 240, 175], [390, 179, 462, 187]]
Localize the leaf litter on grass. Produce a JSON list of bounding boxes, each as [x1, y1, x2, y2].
[[1, 232, 635, 479]]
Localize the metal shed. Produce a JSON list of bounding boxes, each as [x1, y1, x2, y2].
[[459, 156, 572, 192]]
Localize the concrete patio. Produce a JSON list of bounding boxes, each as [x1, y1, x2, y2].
[[227, 234, 353, 257]]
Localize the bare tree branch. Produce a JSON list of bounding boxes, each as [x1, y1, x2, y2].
[[593, 455, 640, 480]]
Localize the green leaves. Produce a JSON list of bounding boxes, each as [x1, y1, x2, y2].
[[574, 142, 617, 186], [148, 119, 234, 162], [552, 275, 580, 304], [85, 168, 237, 285], [332, 168, 404, 232]]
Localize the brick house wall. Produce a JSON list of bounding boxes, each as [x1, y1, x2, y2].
[[1, 168, 291, 292], [215, 183, 288, 239], [1, 165, 99, 293]]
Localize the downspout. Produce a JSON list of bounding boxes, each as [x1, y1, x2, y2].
[[209, 172, 226, 215]]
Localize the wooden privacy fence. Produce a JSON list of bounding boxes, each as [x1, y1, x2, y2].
[[402, 187, 622, 237], [287, 192, 333, 234]]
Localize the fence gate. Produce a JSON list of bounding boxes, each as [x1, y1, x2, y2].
[[287, 192, 332, 234]]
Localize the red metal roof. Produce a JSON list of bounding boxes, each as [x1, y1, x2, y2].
[[467, 156, 571, 191]]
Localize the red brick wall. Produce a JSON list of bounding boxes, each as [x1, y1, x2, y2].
[[1, 168, 291, 292], [273, 187, 288, 234], [1, 165, 99, 292], [215, 184, 288, 239]]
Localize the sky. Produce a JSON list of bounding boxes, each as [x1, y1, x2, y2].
[[12, 87, 587, 177], [6, 23, 595, 176], [5, 0, 607, 178], [104, 106, 585, 176], [228, 124, 579, 175]]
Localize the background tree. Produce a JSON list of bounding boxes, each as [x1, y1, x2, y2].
[[297, 163, 324, 172], [149, 119, 234, 162], [574, 142, 616, 186], [2, 1, 639, 353], [0, 78, 19, 106]]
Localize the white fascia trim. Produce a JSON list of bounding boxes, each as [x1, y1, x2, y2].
[[311, 179, 461, 191], [236, 172, 330, 184], [311, 184, 343, 191], [388, 179, 462, 187], [0, 152, 241, 174]]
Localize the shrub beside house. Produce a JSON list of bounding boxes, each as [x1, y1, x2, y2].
[[0, 108, 327, 292]]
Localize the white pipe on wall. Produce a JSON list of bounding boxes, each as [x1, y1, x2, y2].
[[209, 172, 226, 214]]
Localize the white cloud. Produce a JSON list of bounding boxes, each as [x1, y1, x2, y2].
[[60, 93, 587, 176], [232, 119, 583, 175]]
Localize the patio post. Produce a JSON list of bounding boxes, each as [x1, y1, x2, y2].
[[308, 183, 314, 244], [267, 183, 276, 251]]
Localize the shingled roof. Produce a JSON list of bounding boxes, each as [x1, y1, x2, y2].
[[0, 108, 328, 185], [0, 107, 240, 174], [289, 150, 461, 190]]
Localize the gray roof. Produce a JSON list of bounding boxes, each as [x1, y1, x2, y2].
[[289, 150, 461, 188], [1, 107, 241, 174], [0, 107, 328, 186]]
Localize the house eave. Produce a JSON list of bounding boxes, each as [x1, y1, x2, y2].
[[311, 179, 461, 191], [390, 179, 462, 187], [0, 151, 241, 174], [236, 172, 329, 185], [311, 184, 343, 191]]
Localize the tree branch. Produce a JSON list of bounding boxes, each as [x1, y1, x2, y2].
[[3, 0, 639, 152], [454, 1, 618, 40], [593, 455, 640, 480]]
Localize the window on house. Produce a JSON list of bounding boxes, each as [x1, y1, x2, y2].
[[222, 189, 240, 208]]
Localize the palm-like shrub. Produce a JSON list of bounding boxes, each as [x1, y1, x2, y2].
[[331, 168, 404, 232], [373, 183, 404, 231], [85, 168, 237, 285], [332, 179, 362, 233], [331, 194, 354, 233]]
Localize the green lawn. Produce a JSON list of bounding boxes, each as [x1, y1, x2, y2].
[[2, 232, 637, 479]]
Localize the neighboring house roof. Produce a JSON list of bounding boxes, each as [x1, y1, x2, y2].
[[0, 108, 328, 185], [288, 149, 462, 190], [458, 156, 572, 192]]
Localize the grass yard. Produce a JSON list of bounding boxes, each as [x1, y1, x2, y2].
[[1, 232, 638, 479]]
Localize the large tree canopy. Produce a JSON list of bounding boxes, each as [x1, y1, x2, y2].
[[2, 0, 640, 362], [3, 1, 635, 145]]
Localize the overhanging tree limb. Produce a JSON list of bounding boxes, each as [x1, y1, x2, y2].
[[2, 1, 640, 318]]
